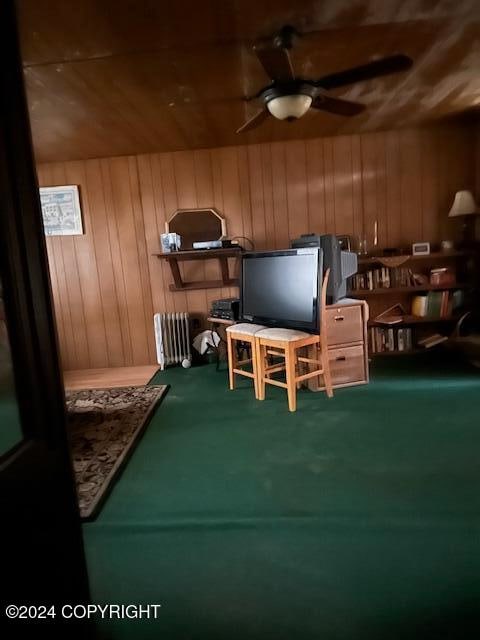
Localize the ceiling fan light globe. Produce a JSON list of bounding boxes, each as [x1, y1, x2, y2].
[[266, 94, 312, 120]]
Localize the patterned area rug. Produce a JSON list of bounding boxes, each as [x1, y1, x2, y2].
[[66, 385, 168, 520]]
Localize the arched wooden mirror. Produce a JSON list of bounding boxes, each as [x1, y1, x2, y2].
[[165, 208, 226, 250]]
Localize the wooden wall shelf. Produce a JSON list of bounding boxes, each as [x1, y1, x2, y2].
[[155, 247, 242, 291], [368, 314, 461, 327], [357, 250, 471, 265], [349, 283, 470, 297], [370, 348, 425, 357]]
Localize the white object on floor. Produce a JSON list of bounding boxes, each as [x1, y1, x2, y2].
[[154, 312, 191, 370], [193, 330, 221, 355]]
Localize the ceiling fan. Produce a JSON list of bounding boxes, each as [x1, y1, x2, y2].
[[236, 26, 413, 134]]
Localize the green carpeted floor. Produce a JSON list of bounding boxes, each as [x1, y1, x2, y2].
[[83, 354, 480, 639]]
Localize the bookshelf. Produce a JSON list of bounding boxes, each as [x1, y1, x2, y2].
[[348, 249, 478, 357], [372, 348, 425, 357], [357, 250, 471, 266], [351, 283, 469, 296], [368, 314, 462, 327]]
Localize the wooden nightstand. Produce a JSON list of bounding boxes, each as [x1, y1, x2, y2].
[[309, 298, 369, 391]]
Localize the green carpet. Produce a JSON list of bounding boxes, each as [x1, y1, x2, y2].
[[83, 354, 480, 639]]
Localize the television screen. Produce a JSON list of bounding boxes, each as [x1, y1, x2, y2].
[[241, 248, 322, 332]]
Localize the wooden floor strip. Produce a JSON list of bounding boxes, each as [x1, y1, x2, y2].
[[64, 365, 160, 391]]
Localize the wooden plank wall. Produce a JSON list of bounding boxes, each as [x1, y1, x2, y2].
[[37, 123, 476, 370]]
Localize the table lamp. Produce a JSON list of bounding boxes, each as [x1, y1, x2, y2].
[[448, 190, 478, 244]]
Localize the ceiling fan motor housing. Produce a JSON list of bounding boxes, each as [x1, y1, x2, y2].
[[261, 82, 316, 102], [272, 25, 298, 50]]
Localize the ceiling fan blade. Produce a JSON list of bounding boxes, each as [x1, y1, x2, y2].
[[236, 108, 270, 134], [312, 94, 366, 116], [314, 54, 413, 90], [253, 44, 295, 82]]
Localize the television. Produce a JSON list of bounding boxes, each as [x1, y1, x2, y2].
[[291, 234, 358, 303], [240, 248, 323, 333]]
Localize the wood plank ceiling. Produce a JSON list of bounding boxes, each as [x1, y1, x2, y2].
[[18, 0, 480, 163]]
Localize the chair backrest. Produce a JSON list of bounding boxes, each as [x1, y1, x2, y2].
[[319, 268, 330, 340]]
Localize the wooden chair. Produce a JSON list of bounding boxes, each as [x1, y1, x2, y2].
[[254, 270, 333, 412], [226, 323, 267, 398]]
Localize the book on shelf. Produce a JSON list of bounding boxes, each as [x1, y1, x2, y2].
[[377, 316, 403, 325], [412, 273, 429, 286], [350, 266, 415, 291], [374, 303, 406, 325], [411, 289, 463, 319], [417, 333, 448, 349], [350, 263, 461, 293], [369, 326, 413, 354], [411, 295, 427, 317], [430, 267, 456, 286], [452, 289, 465, 310], [427, 291, 442, 317]]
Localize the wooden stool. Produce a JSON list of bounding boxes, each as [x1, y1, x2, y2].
[[254, 270, 332, 412], [226, 323, 267, 398]]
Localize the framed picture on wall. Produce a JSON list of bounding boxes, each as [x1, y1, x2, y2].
[[39, 185, 84, 236]]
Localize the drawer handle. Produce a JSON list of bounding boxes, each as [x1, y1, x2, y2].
[[334, 315, 345, 322], [335, 355, 346, 361]]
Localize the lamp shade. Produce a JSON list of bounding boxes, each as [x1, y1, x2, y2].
[[266, 94, 312, 120], [448, 190, 479, 218]]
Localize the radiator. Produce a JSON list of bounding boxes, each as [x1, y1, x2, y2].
[[154, 312, 191, 370]]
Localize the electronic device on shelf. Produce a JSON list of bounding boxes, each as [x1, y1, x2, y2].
[[291, 234, 358, 303], [192, 240, 223, 249], [240, 248, 323, 333], [210, 298, 240, 321], [192, 239, 239, 250]]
